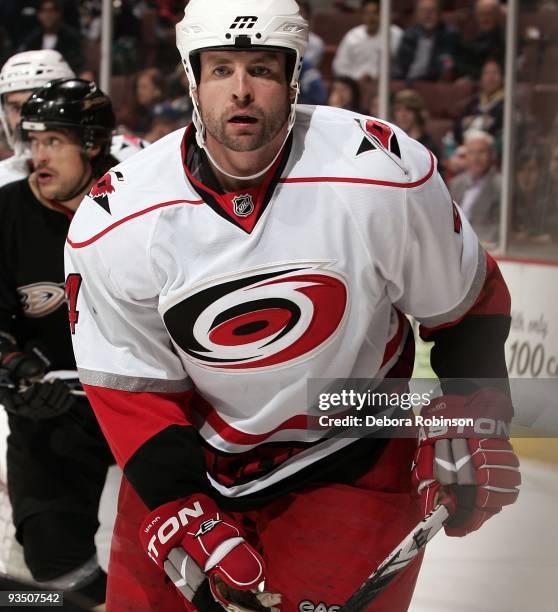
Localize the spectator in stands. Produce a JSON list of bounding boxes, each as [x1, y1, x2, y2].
[[0, 27, 11, 69], [81, 1, 101, 42], [154, 0, 184, 24], [449, 130, 501, 245], [445, 143, 468, 182], [333, 0, 359, 12], [299, 59, 328, 105], [166, 62, 194, 119], [460, 0, 505, 80], [153, 15, 182, 75], [453, 58, 504, 152], [513, 149, 548, 241], [392, 89, 440, 159], [18, 0, 83, 73], [3, 1, 79, 49], [328, 76, 362, 113], [393, 0, 460, 82], [145, 104, 187, 144], [332, 0, 402, 81], [134, 67, 167, 134], [298, 1, 325, 68]]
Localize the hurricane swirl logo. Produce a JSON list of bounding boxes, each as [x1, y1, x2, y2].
[[163, 264, 348, 371]]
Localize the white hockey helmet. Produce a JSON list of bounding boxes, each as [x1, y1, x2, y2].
[[176, 0, 309, 166], [0, 50, 75, 150]]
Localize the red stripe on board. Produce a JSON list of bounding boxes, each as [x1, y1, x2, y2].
[[496, 255, 558, 268], [279, 150, 435, 188], [67, 199, 204, 248]]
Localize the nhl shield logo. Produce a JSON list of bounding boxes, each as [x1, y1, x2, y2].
[[232, 194, 254, 217]]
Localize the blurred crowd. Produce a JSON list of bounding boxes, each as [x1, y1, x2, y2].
[[0, 0, 557, 250]]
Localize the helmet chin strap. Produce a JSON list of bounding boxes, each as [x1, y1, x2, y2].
[[191, 84, 299, 182]]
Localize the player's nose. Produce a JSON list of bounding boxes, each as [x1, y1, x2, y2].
[[231, 70, 254, 106]]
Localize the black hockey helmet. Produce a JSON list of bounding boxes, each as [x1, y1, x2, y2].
[[20, 78, 115, 153]]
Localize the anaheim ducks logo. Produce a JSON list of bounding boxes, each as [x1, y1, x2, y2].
[[18, 282, 66, 318], [163, 263, 348, 371], [89, 170, 124, 214]]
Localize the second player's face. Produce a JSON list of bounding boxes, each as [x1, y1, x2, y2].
[[197, 51, 291, 153], [3, 90, 32, 133], [28, 130, 90, 201]]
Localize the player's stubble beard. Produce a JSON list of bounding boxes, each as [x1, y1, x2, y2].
[[201, 96, 290, 153], [35, 156, 92, 203]]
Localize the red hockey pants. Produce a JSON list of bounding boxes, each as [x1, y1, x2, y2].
[[106, 438, 422, 611]]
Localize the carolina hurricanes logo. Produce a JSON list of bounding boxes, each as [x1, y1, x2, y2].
[[18, 282, 66, 317], [89, 170, 124, 214], [163, 264, 348, 371]]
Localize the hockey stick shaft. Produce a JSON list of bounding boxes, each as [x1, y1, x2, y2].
[[339, 504, 449, 611], [0, 369, 85, 396]]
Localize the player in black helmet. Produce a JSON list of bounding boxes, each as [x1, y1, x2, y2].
[[0, 78, 117, 610]]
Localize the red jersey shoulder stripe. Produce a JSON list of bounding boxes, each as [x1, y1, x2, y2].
[[67, 199, 203, 249], [279, 150, 435, 189]]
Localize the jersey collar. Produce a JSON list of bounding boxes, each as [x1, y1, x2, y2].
[[181, 123, 292, 234]]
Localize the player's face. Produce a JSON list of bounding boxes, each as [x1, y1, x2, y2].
[[197, 51, 291, 153], [28, 129, 91, 200], [3, 90, 32, 133]]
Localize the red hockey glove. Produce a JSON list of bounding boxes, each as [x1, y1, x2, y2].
[[412, 389, 521, 536], [139, 494, 281, 611]]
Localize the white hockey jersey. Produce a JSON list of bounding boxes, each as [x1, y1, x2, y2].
[[65, 106, 488, 502], [0, 154, 29, 188]]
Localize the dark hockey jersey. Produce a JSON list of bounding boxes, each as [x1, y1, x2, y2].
[[0, 178, 75, 368]]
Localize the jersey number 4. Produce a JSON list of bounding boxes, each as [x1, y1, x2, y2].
[[65, 273, 82, 334]]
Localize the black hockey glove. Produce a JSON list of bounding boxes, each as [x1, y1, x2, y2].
[[0, 379, 75, 421], [0, 333, 49, 385]]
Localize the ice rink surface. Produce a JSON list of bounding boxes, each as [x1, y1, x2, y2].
[[412, 453, 558, 612]]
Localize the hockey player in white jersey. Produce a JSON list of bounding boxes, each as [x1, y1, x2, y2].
[[0, 49, 147, 189], [65, 1, 520, 610]]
